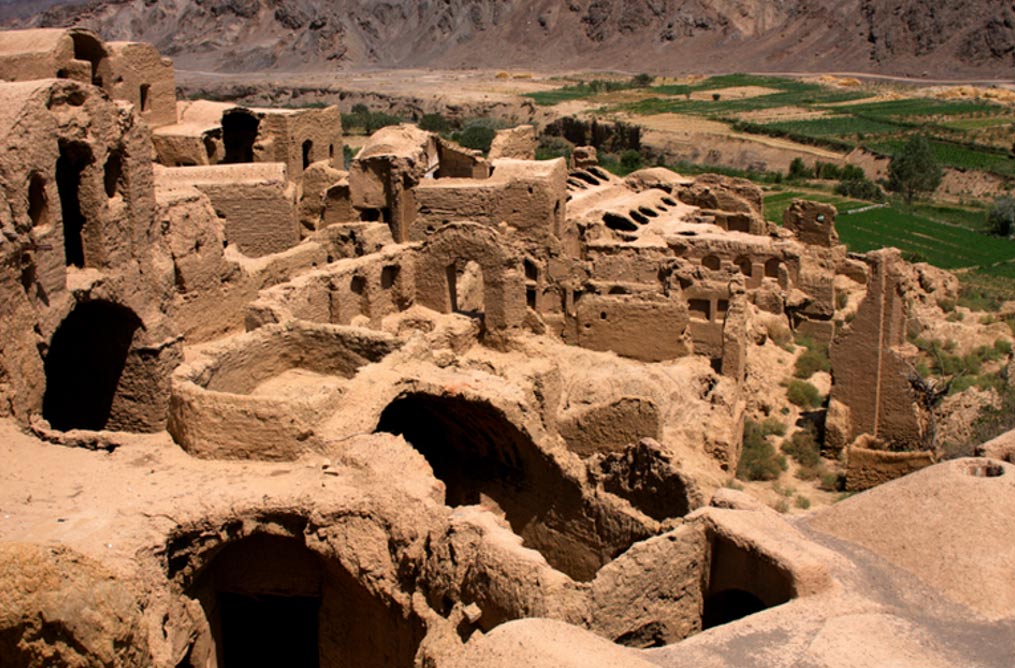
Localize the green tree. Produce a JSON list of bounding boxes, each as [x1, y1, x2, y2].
[[620, 149, 643, 171], [365, 112, 401, 134], [887, 135, 942, 204], [418, 113, 450, 133], [630, 73, 654, 88], [787, 157, 812, 180], [453, 125, 496, 152], [987, 195, 1015, 238]]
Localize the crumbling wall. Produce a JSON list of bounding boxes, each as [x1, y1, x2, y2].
[[845, 444, 937, 491], [413, 158, 567, 245], [572, 294, 690, 362], [256, 105, 343, 179], [106, 41, 177, 128], [436, 138, 489, 178], [558, 398, 661, 456], [543, 117, 641, 154], [783, 199, 839, 248], [829, 249, 924, 451], [489, 125, 536, 161], [156, 163, 300, 258], [246, 246, 415, 330]]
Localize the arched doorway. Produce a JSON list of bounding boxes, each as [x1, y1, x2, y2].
[[701, 534, 794, 630], [42, 301, 142, 431], [414, 224, 526, 336], [764, 258, 782, 278]]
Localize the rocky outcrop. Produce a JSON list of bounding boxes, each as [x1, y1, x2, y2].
[[4, 0, 1011, 78]]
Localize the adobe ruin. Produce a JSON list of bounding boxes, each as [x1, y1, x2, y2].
[[0, 28, 1013, 668]]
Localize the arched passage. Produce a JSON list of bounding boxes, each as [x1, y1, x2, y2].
[[376, 392, 644, 581], [42, 301, 142, 431], [414, 224, 525, 336], [222, 110, 260, 164], [183, 533, 424, 668], [377, 393, 530, 509]]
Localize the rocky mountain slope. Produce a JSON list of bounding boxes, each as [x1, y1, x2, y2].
[[4, 0, 1014, 78]]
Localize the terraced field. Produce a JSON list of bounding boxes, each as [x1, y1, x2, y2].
[[531, 73, 1015, 179]]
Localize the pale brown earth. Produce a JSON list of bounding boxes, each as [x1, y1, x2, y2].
[[635, 113, 848, 175], [689, 86, 782, 101]]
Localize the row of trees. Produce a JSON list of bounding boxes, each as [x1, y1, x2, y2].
[[787, 135, 943, 204]]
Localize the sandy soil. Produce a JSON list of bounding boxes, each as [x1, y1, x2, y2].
[[635, 113, 846, 161], [735, 106, 834, 123], [690, 86, 782, 101], [178, 68, 563, 105]]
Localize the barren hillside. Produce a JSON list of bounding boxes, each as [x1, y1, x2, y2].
[[4, 0, 1015, 77]]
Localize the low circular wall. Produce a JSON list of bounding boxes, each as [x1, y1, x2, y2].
[[168, 321, 399, 460]]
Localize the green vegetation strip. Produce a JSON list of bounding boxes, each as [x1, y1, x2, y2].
[[765, 190, 1015, 274]]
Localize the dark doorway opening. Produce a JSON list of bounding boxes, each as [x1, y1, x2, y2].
[[139, 83, 151, 112], [70, 32, 107, 87], [222, 110, 260, 164], [702, 589, 766, 629], [218, 592, 319, 668], [701, 535, 794, 631], [56, 141, 93, 268], [302, 139, 313, 170], [28, 173, 49, 228], [183, 532, 425, 668], [42, 301, 142, 431], [764, 258, 782, 278], [104, 148, 123, 198], [377, 393, 527, 509]]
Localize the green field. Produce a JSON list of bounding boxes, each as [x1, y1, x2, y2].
[[765, 190, 1015, 277], [829, 98, 1003, 118], [527, 73, 1015, 178], [759, 116, 907, 138], [532, 72, 1015, 285], [763, 191, 870, 224], [868, 138, 1015, 177], [944, 116, 1015, 131]]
